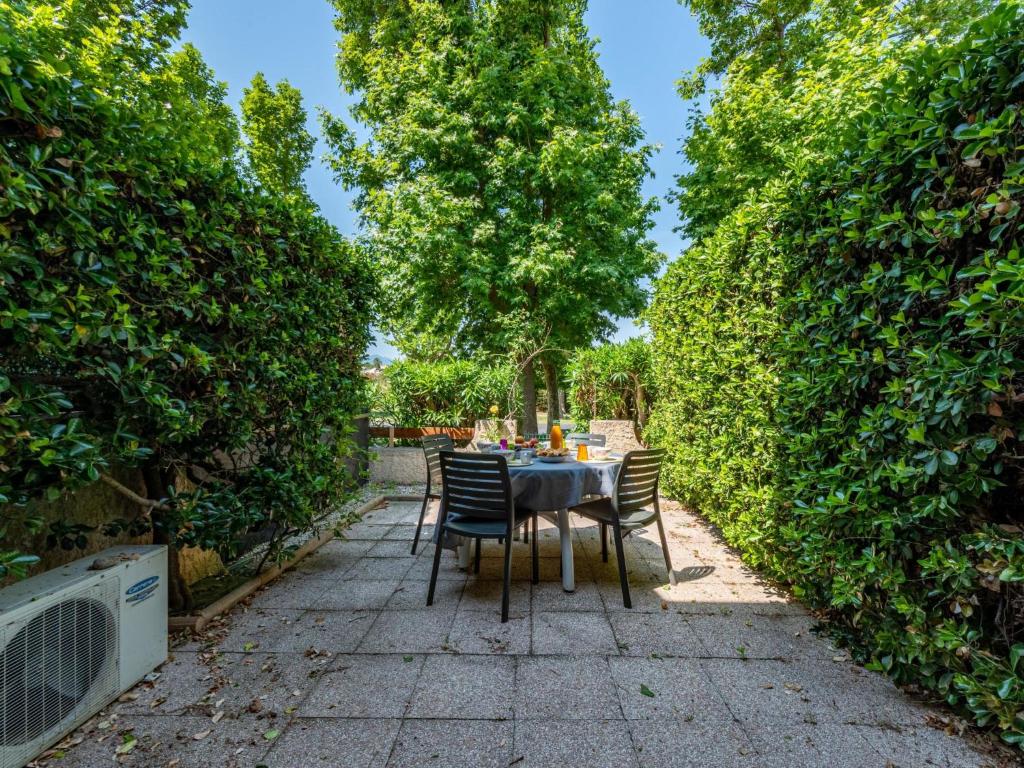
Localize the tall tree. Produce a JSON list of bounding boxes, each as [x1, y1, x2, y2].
[[241, 73, 316, 198], [324, 0, 661, 431]]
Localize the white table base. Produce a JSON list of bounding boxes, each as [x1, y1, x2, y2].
[[454, 508, 576, 592]]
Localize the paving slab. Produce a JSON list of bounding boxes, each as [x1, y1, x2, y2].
[[49, 493, 999, 768], [356, 609, 457, 654], [447, 608, 532, 654], [608, 656, 732, 721], [312, 578, 403, 610], [702, 657, 931, 727], [299, 654, 423, 717], [629, 718, 758, 768], [532, 610, 620, 655], [408, 654, 515, 719], [54, 714, 273, 768], [608, 611, 707, 657], [387, 719, 514, 768], [262, 718, 400, 768], [514, 656, 621, 720], [745, 720, 885, 768], [513, 719, 640, 768]]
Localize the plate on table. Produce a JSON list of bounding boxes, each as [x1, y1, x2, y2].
[[537, 455, 570, 464]]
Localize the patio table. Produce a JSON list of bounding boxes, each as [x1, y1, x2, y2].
[[507, 459, 621, 592]]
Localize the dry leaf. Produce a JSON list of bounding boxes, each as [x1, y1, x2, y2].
[[192, 729, 211, 741]]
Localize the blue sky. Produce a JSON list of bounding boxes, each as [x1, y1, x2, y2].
[[181, 1, 710, 359]]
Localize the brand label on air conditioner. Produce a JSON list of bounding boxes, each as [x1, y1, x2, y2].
[[125, 575, 160, 605]]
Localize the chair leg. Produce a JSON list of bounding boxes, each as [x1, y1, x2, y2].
[[474, 537, 481, 574], [531, 513, 539, 584], [655, 514, 677, 586], [501, 531, 513, 623], [411, 494, 430, 555], [427, 533, 444, 606], [523, 520, 529, 545], [611, 520, 631, 609], [600, 522, 608, 563]]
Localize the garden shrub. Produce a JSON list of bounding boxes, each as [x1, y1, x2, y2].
[[645, 193, 791, 572], [566, 339, 655, 430], [0, 3, 373, 600], [370, 359, 519, 427], [649, 2, 1024, 743]]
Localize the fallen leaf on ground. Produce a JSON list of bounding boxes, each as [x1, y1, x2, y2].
[[115, 735, 137, 755]]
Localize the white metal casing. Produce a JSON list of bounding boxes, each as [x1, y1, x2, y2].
[[0, 545, 168, 768]]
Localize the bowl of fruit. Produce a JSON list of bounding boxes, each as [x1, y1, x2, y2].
[[535, 447, 570, 463], [514, 435, 539, 458]]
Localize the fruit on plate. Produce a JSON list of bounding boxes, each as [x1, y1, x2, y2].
[[514, 435, 526, 445], [535, 447, 569, 458]]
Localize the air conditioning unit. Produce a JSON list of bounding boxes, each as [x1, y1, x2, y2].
[[0, 545, 167, 768]]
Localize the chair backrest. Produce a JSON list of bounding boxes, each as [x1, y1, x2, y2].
[[613, 448, 665, 513], [422, 434, 454, 489], [567, 433, 607, 447], [525, 432, 549, 442], [439, 451, 513, 524]]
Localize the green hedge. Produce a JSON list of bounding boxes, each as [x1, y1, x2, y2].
[[648, 4, 1024, 744], [0, 4, 373, 590], [566, 339, 655, 430], [370, 359, 519, 428]]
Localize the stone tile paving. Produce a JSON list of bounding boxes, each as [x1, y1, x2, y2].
[[43, 497, 1017, 768]]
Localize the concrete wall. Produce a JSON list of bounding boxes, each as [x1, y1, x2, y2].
[[370, 446, 428, 485], [3, 466, 224, 587], [590, 420, 644, 453]]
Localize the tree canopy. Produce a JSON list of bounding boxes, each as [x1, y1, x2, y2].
[[241, 72, 316, 198], [324, 0, 661, 428]]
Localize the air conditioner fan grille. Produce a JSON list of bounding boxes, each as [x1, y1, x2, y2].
[[0, 579, 119, 768]]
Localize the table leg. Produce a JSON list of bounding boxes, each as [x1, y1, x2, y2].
[[557, 507, 575, 592], [457, 537, 472, 569]]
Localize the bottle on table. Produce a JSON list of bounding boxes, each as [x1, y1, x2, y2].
[[550, 420, 563, 451]]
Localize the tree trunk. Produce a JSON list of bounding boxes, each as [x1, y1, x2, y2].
[[542, 359, 561, 422], [635, 378, 648, 428], [143, 463, 193, 614], [521, 357, 539, 434]]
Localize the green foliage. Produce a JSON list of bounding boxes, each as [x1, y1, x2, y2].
[[650, 1, 1024, 743], [371, 360, 520, 428], [675, 0, 996, 241], [241, 72, 315, 198], [324, 0, 661, 362], [153, 43, 241, 166], [780, 4, 1024, 739], [0, 1, 373, 585], [646, 193, 790, 569], [566, 339, 654, 429]]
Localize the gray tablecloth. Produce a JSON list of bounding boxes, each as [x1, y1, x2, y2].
[[509, 460, 620, 511]]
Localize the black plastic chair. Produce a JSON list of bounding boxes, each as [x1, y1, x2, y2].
[[568, 448, 675, 608], [567, 432, 607, 446], [411, 434, 453, 555], [427, 451, 538, 622]]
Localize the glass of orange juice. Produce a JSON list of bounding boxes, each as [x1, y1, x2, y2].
[[576, 443, 588, 461]]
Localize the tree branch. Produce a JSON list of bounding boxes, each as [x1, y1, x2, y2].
[[99, 473, 172, 514]]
